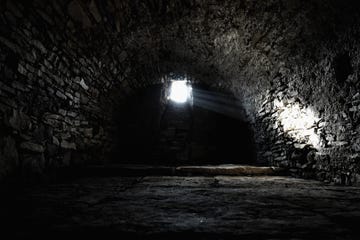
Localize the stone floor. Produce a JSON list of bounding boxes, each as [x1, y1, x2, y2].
[[2, 175, 360, 239]]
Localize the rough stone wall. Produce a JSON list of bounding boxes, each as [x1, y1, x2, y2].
[[253, 37, 360, 185], [243, 1, 360, 185], [1, 0, 360, 184], [0, 0, 137, 180]]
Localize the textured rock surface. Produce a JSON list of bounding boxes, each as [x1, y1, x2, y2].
[[2, 176, 360, 239], [176, 165, 285, 176], [1, 0, 360, 183]]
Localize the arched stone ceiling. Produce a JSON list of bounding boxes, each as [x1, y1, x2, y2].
[[1, 0, 360, 183]]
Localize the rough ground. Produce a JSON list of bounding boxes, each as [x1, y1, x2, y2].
[[2, 176, 360, 239]]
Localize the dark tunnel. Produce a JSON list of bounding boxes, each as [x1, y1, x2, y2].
[[1, 0, 360, 239], [112, 83, 257, 166]]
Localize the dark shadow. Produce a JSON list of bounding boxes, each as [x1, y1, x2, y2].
[[110, 84, 164, 164], [190, 105, 257, 165], [110, 84, 257, 166]]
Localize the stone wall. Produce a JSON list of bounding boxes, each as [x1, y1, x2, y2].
[[253, 39, 360, 185], [0, 0, 137, 180], [1, 0, 360, 184], [239, 1, 360, 185]]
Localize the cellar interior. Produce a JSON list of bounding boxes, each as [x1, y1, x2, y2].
[[1, 0, 360, 239]]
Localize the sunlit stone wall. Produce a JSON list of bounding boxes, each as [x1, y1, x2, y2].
[[254, 74, 360, 185], [1, 0, 360, 185]]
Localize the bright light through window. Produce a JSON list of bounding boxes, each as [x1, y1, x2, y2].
[[169, 81, 192, 103]]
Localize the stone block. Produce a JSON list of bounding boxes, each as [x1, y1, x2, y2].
[[52, 136, 60, 146], [20, 142, 45, 153], [67, 111, 77, 118], [294, 143, 307, 149], [56, 90, 67, 100], [332, 141, 348, 147], [59, 109, 67, 116], [61, 140, 76, 150], [17, 63, 27, 75], [79, 78, 89, 90], [32, 40, 47, 54]]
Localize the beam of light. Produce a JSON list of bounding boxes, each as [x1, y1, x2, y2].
[[275, 99, 321, 148], [192, 89, 247, 120], [189, 88, 322, 149], [169, 81, 192, 103]]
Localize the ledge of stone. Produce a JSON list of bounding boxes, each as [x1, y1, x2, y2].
[[176, 165, 286, 176], [81, 164, 287, 177]]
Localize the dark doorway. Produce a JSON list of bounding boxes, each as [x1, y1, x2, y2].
[[111, 84, 257, 166]]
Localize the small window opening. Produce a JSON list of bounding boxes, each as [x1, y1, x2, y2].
[[169, 80, 192, 103]]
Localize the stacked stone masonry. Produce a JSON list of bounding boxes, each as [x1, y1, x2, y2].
[[0, 0, 360, 185]]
